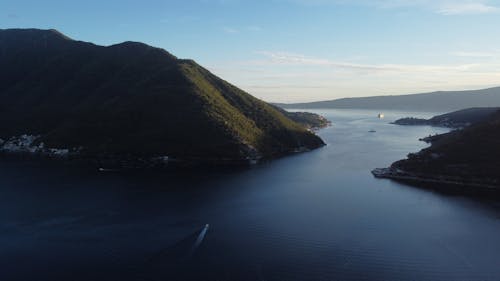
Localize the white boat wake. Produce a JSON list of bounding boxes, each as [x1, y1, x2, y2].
[[187, 224, 210, 258]]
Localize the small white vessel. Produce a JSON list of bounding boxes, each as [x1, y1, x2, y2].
[[98, 167, 117, 172], [188, 224, 210, 257], [378, 113, 385, 119]]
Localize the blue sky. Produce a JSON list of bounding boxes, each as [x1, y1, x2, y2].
[[3, 0, 500, 102]]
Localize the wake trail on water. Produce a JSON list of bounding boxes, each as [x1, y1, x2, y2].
[[187, 224, 210, 258]]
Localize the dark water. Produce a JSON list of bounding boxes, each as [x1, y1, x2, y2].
[[1, 109, 500, 281]]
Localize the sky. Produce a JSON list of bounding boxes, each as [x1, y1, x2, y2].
[[2, 0, 500, 102]]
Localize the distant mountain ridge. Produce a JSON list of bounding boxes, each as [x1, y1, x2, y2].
[[0, 28, 324, 165], [276, 87, 500, 112]]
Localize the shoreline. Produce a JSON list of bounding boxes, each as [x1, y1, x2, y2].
[[372, 167, 500, 195], [0, 142, 327, 170]]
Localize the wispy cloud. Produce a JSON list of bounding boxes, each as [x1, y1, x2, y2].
[[290, 0, 500, 15], [255, 51, 478, 73], [159, 15, 200, 24], [247, 25, 262, 32], [206, 50, 500, 102], [223, 26, 239, 34], [451, 51, 500, 58], [438, 2, 499, 15], [222, 25, 262, 34]]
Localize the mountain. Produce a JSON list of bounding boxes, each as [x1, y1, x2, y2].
[[373, 109, 500, 193], [276, 87, 500, 112], [392, 107, 499, 128], [0, 28, 324, 165]]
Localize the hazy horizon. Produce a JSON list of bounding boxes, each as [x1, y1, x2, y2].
[[3, 0, 500, 102], [271, 84, 500, 104]]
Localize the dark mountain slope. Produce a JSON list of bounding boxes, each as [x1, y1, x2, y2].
[[0, 28, 324, 163]]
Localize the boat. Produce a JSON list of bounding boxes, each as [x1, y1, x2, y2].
[[188, 224, 210, 257], [368, 129, 376, 133], [378, 113, 385, 119], [98, 167, 118, 172]]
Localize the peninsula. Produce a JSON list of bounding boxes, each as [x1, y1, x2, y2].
[[0, 29, 325, 166], [373, 109, 500, 194]]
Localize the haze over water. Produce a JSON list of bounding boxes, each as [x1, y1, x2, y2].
[[1, 109, 500, 281]]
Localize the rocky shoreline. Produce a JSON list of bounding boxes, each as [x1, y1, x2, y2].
[[392, 108, 500, 129], [0, 134, 325, 169], [0, 135, 76, 158], [372, 167, 500, 194]]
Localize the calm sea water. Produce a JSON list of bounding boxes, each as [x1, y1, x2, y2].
[[1, 109, 500, 281]]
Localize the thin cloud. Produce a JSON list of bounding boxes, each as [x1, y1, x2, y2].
[[290, 0, 500, 15], [223, 27, 239, 34], [256, 51, 478, 73], [222, 26, 261, 34], [207, 49, 500, 102], [247, 26, 262, 32], [438, 3, 499, 15], [452, 51, 500, 58]]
